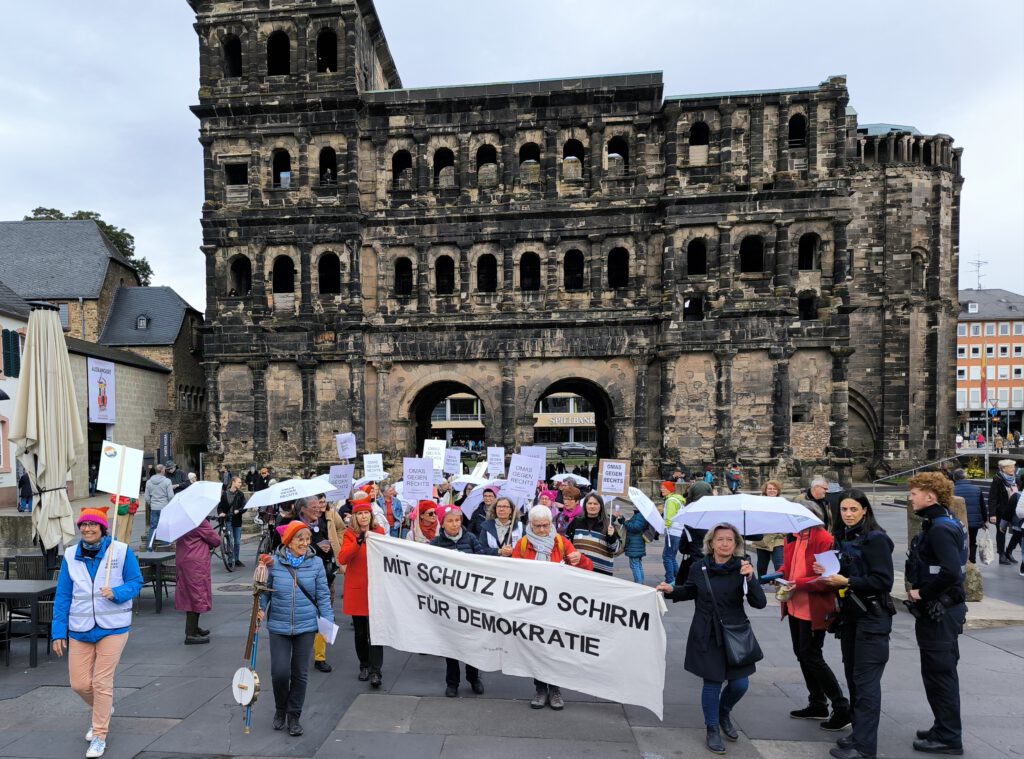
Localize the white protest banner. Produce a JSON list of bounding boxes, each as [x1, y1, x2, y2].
[[519, 445, 548, 482], [97, 442, 144, 500], [87, 358, 117, 424], [597, 459, 630, 497], [363, 454, 385, 481], [367, 534, 666, 718], [486, 446, 506, 477], [325, 464, 354, 503], [443, 448, 462, 476], [335, 432, 357, 460], [423, 439, 447, 470], [402, 458, 434, 503], [504, 453, 538, 504]]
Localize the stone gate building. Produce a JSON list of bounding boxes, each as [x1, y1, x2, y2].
[[187, 0, 962, 485]]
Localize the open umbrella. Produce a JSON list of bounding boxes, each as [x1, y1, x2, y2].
[[459, 479, 506, 519], [676, 493, 823, 536], [552, 472, 590, 487], [243, 478, 333, 510], [614, 486, 665, 534], [354, 473, 389, 490], [451, 473, 488, 492], [11, 304, 85, 551], [153, 481, 222, 543]]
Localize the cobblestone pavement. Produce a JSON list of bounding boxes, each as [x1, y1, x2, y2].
[[0, 500, 1020, 758]]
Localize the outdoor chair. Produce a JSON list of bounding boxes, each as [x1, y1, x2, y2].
[[8, 555, 49, 621]]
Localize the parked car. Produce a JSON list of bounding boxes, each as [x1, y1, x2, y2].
[[557, 442, 596, 457]]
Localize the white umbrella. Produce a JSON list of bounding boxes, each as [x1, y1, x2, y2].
[[552, 472, 590, 486], [677, 493, 823, 536], [451, 473, 488, 492], [11, 305, 85, 550], [243, 478, 333, 510], [153, 481, 222, 543], [459, 479, 506, 519], [615, 486, 665, 534], [354, 473, 389, 489]]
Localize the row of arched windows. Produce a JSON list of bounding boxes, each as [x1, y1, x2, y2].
[[220, 29, 338, 79], [262, 147, 339, 189], [226, 254, 343, 297], [680, 113, 805, 149]]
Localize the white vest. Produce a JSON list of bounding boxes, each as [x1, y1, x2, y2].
[[66, 540, 133, 632]]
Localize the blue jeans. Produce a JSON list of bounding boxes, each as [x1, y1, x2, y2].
[[18, 497, 31, 512], [662, 534, 680, 584], [628, 556, 645, 584], [149, 510, 161, 545], [701, 677, 749, 726], [232, 526, 242, 562]]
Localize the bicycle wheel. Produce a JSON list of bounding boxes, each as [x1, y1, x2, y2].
[[256, 531, 273, 558], [220, 527, 234, 572]]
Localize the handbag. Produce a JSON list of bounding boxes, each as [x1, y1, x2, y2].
[[700, 560, 763, 668], [975, 527, 995, 565]]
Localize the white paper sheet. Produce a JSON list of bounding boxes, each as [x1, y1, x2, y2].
[[317, 616, 339, 645], [814, 550, 841, 578]]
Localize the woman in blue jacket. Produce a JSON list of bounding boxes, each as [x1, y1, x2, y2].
[[617, 508, 651, 584], [52, 507, 143, 759], [257, 520, 333, 737]]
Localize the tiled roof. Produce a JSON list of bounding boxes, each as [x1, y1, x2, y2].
[[959, 288, 1024, 321], [99, 286, 202, 347], [0, 279, 31, 321]]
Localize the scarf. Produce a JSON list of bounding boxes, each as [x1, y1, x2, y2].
[[80, 540, 103, 560], [418, 515, 438, 542], [284, 551, 306, 568], [1000, 471, 1018, 493], [525, 525, 556, 561], [445, 528, 464, 543], [560, 504, 582, 523], [495, 518, 516, 546]]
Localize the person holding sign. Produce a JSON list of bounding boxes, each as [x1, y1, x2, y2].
[[566, 493, 621, 576], [51, 507, 143, 759], [780, 520, 851, 732], [656, 523, 766, 755], [256, 520, 333, 737], [338, 500, 387, 687], [430, 504, 498, 697], [480, 496, 523, 556], [512, 504, 593, 711]]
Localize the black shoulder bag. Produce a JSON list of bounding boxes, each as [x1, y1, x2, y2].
[[285, 565, 320, 615], [700, 560, 763, 668]]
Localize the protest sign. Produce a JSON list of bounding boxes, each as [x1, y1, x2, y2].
[[325, 464, 354, 503], [597, 459, 630, 497], [97, 442, 144, 500], [423, 439, 447, 470], [504, 454, 538, 504], [335, 432, 357, 460], [443, 448, 462, 476], [402, 458, 434, 503], [519, 445, 548, 482], [486, 446, 506, 477], [363, 454, 385, 481], [367, 534, 667, 718]]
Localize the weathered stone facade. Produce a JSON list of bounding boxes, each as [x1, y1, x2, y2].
[[187, 0, 962, 484]]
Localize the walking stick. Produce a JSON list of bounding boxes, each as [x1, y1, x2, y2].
[[233, 556, 274, 734]]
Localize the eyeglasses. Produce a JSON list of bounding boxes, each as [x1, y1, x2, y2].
[[532, 522, 553, 529], [79, 521, 100, 528], [422, 511, 437, 519]]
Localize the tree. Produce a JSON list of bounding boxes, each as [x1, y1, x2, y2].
[[23, 208, 153, 286]]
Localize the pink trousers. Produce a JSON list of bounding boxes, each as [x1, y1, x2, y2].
[[69, 633, 129, 740]]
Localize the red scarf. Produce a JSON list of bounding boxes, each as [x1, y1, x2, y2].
[[419, 514, 437, 542]]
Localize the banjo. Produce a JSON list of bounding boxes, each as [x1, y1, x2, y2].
[[232, 556, 274, 734]]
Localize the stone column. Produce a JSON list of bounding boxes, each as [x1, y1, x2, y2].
[[416, 242, 430, 313], [203, 360, 222, 458], [632, 352, 651, 450], [807, 101, 818, 173], [349, 358, 366, 448], [829, 346, 855, 487], [589, 122, 605, 192], [661, 226, 677, 307], [749, 104, 765, 184], [500, 239, 514, 310], [774, 219, 793, 294], [658, 349, 680, 467], [414, 130, 428, 193], [776, 103, 790, 175], [835, 95, 849, 167], [348, 237, 363, 308], [544, 238, 559, 308], [832, 217, 851, 289], [769, 346, 794, 459], [716, 223, 733, 291], [375, 359, 393, 455], [200, 138, 215, 204], [544, 127, 558, 199], [713, 348, 737, 464], [252, 242, 268, 314], [457, 133, 470, 199], [589, 234, 605, 308], [501, 127, 516, 194], [718, 104, 735, 183], [664, 116, 679, 190], [501, 360, 517, 448], [298, 359, 318, 468], [299, 243, 313, 316], [458, 243, 471, 302], [250, 360, 269, 462], [345, 134, 359, 205]]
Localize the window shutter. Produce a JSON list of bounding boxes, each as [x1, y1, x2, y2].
[[10, 332, 19, 377], [2, 330, 11, 377]]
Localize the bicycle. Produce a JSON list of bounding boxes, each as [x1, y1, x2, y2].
[[254, 508, 276, 557], [213, 517, 235, 572]]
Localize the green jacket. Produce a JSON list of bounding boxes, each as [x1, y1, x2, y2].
[[663, 493, 686, 530]]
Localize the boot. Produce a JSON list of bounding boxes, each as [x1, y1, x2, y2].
[[272, 710, 286, 731], [530, 687, 548, 709], [184, 612, 209, 645], [719, 710, 738, 741], [705, 726, 726, 754], [195, 614, 209, 637], [287, 713, 303, 737]]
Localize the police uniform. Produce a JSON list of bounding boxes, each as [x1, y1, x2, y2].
[[834, 522, 895, 758], [906, 504, 968, 753]]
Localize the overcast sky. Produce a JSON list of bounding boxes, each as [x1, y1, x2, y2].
[[1, 1, 1021, 312]]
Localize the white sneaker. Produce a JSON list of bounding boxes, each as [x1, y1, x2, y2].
[[85, 728, 93, 741], [86, 736, 106, 758]]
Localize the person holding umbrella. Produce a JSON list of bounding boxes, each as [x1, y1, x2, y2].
[[52, 507, 144, 759], [656, 523, 766, 755], [175, 515, 221, 645]]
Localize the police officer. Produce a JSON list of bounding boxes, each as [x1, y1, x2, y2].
[[817, 489, 895, 759], [904, 472, 967, 756]]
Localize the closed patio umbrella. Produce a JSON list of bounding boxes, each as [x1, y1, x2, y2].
[[11, 303, 85, 551]]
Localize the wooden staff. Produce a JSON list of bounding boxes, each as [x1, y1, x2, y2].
[[104, 446, 127, 587]]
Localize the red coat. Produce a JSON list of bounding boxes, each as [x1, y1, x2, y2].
[[780, 527, 838, 631], [338, 525, 386, 617], [511, 535, 594, 571], [174, 519, 221, 613]]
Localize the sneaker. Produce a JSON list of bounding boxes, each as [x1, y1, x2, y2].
[[369, 672, 382, 688], [791, 705, 830, 720], [314, 660, 332, 673], [272, 711, 286, 731], [445, 686, 458, 698], [86, 737, 107, 758], [530, 688, 548, 709], [999, 556, 1013, 565], [821, 709, 852, 731], [85, 728, 93, 741], [287, 714, 303, 737], [357, 666, 370, 681], [470, 679, 484, 695], [548, 687, 564, 710], [912, 738, 963, 755]]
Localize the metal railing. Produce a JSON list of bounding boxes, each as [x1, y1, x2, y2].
[[870, 453, 975, 501]]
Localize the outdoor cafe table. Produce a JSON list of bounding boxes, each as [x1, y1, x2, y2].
[[135, 552, 175, 613], [0, 579, 58, 667]]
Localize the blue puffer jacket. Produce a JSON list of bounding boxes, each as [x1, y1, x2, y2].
[[954, 479, 987, 528], [260, 547, 333, 636], [619, 510, 650, 558]]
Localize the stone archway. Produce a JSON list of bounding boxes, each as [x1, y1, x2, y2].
[[530, 377, 618, 459], [406, 380, 489, 458]]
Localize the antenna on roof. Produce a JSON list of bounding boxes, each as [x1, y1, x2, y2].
[[967, 256, 987, 290]]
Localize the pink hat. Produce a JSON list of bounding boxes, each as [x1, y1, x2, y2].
[[539, 490, 558, 502], [436, 504, 462, 524]]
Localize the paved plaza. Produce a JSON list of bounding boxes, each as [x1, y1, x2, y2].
[[1, 499, 1021, 759]]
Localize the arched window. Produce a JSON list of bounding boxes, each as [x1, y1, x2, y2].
[[519, 143, 541, 185], [318, 147, 337, 186], [228, 256, 252, 295], [476, 144, 497, 171], [788, 113, 807, 149], [687, 239, 708, 276], [272, 256, 295, 293], [689, 122, 710, 147], [223, 35, 242, 78], [476, 254, 497, 292], [563, 140, 585, 180], [520, 253, 541, 291], [911, 252, 927, 292], [433, 148, 455, 189], [318, 252, 341, 294], [316, 29, 338, 73], [607, 136, 629, 176], [607, 247, 629, 288], [394, 257, 413, 296], [798, 293, 818, 321], [435, 255, 455, 295], [476, 144, 498, 188], [798, 233, 820, 271], [392, 150, 413, 189], [738, 236, 764, 273], [272, 150, 292, 188], [267, 31, 290, 76], [563, 250, 585, 291]]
